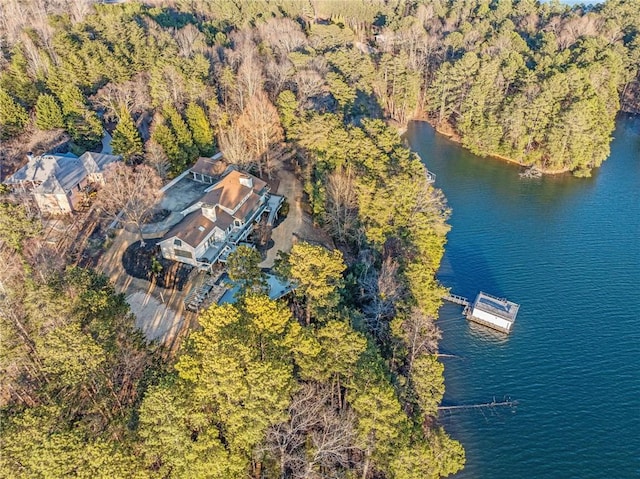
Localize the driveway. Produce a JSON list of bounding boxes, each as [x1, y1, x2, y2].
[[101, 130, 113, 154], [260, 160, 303, 268], [99, 228, 194, 350]]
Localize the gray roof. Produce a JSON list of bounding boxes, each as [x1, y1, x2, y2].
[[472, 292, 519, 322], [79, 151, 121, 174], [5, 152, 121, 195], [5, 153, 75, 185]]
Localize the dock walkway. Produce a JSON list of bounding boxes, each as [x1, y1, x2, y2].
[[443, 293, 470, 307]]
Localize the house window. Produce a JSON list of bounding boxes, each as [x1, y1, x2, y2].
[[174, 239, 182, 247], [174, 249, 193, 259]]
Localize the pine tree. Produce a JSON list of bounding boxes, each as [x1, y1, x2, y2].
[[0, 89, 29, 139], [276, 90, 299, 140], [57, 84, 87, 117], [185, 102, 215, 156], [151, 116, 186, 176], [163, 103, 198, 164], [111, 107, 143, 161], [35, 94, 65, 130], [0, 46, 39, 107], [67, 110, 103, 151]]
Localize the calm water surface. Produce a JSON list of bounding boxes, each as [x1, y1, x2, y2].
[[406, 116, 640, 479]]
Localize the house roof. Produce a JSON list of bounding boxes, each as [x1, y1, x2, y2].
[[5, 152, 121, 194], [163, 169, 268, 250], [234, 192, 262, 222], [201, 170, 268, 212], [191, 157, 227, 177], [214, 206, 235, 231], [79, 151, 121, 174], [165, 210, 216, 248], [5, 153, 75, 185]]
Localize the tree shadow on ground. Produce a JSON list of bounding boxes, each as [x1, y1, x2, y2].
[[122, 240, 193, 290]]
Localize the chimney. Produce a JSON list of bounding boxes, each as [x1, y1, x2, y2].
[[239, 175, 253, 188], [27, 152, 33, 162]]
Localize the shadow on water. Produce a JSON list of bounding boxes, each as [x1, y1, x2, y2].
[[407, 120, 600, 218], [438, 242, 502, 299]]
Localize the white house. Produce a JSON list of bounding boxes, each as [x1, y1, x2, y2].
[[4, 151, 121, 214], [158, 169, 282, 271], [467, 292, 519, 333]]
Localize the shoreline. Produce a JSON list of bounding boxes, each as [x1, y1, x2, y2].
[[404, 116, 572, 175]]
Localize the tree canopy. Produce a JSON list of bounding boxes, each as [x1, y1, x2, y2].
[[3, 0, 638, 477]]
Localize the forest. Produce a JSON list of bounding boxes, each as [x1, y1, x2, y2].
[[0, 0, 638, 478], [1, 0, 638, 175]]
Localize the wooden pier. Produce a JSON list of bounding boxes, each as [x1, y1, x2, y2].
[[443, 293, 470, 307]]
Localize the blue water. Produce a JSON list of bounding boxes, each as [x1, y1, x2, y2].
[[406, 115, 640, 479]]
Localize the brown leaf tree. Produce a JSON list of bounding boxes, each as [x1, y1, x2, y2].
[[96, 163, 162, 246]]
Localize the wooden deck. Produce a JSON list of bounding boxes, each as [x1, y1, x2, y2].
[[443, 293, 470, 307]]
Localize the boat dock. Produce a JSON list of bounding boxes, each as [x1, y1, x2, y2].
[[443, 293, 470, 307], [443, 291, 519, 334]]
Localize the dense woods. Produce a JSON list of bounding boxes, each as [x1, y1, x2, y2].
[[0, 0, 638, 478], [0, 0, 638, 174]]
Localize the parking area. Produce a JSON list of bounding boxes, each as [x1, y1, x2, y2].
[[158, 174, 210, 212]]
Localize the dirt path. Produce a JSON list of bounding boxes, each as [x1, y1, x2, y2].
[[260, 154, 335, 267], [261, 162, 303, 268]]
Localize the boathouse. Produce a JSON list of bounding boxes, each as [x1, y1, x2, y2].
[[467, 292, 519, 333]]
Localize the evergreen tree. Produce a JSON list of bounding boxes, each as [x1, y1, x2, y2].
[[151, 116, 186, 176], [276, 89, 299, 140], [286, 243, 346, 325], [35, 94, 65, 130], [0, 45, 39, 108], [164, 103, 198, 165], [0, 89, 29, 139], [111, 107, 143, 161], [185, 101, 215, 156], [227, 245, 267, 295]]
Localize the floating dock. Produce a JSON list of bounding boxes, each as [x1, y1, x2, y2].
[[443, 291, 519, 334]]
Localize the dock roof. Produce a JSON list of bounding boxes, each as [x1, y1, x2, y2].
[[472, 292, 519, 322]]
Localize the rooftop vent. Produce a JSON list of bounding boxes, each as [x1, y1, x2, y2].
[[239, 175, 253, 188]]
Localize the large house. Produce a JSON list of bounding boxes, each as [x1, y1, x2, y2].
[[4, 151, 121, 214], [158, 168, 283, 271]]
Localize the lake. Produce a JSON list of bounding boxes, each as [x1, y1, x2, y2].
[[406, 115, 640, 479]]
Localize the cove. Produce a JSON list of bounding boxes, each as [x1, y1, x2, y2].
[[406, 115, 640, 479]]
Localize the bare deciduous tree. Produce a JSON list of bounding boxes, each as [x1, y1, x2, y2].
[[360, 255, 405, 338], [92, 73, 151, 122], [238, 91, 283, 178], [174, 23, 204, 57], [95, 163, 162, 246], [237, 53, 264, 110], [264, 384, 359, 479], [258, 17, 308, 57], [403, 307, 441, 373], [294, 69, 325, 105], [323, 167, 358, 243], [218, 122, 253, 170], [265, 58, 294, 98], [144, 139, 170, 180]]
